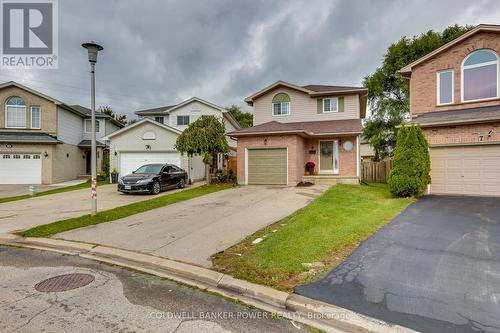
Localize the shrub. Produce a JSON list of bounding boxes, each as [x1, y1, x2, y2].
[[388, 125, 431, 197], [212, 169, 238, 185]]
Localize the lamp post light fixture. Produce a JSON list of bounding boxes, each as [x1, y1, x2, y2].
[[82, 41, 103, 216]]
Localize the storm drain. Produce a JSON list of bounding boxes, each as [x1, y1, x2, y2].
[[35, 273, 95, 292]]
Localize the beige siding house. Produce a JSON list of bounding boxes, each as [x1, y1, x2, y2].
[[230, 80, 367, 185], [0, 81, 123, 184]]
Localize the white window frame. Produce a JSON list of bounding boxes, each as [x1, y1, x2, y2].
[[85, 119, 101, 133], [461, 50, 500, 103], [271, 102, 290, 116], [30, 106, 41, 129], [177, 115, 190, 126], [436, 70, 454, 106], [322, 97, 339, 113], [154, 116, 164, 124], [5, 97, 26, 129]]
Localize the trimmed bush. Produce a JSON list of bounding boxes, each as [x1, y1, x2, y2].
[[388, 125, 431, 197]]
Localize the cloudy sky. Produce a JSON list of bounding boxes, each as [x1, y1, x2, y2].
[[2, 0, 499, 119]]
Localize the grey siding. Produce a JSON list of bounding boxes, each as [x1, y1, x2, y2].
[[57, 107, 82, 145]]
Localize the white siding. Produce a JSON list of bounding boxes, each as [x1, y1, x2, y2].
[[253, 86, 360, 125], [105, 120, 120, 136], [223, 113, 237, 148], [57, 107, 82, 145], [168, 100, 223, 131]]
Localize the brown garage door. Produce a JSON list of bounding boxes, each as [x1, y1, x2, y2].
[[430, 145, 500, 196], [247, 148, 287, 185]]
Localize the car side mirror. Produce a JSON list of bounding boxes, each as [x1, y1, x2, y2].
[[132, 171, 135, 174]]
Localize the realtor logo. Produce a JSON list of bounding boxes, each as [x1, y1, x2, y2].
[[1, 0, 58, 68]]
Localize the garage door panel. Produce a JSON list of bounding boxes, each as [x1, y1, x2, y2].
[[0, 154, 42, 184], [119, 152, 181, 177], [247, 148, 287, 185], [430, 145, 500, 196]]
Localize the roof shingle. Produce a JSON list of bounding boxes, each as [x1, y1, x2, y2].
[[413, 105, 500, 127], [0, 132, 61, 144]]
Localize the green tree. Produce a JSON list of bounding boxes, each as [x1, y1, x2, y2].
[[226, 104, 253, 128], [388, 125, 430, 197], [98, 106, 127, 125], [363, 24, 472, 161], [175, 115, 229, 183]]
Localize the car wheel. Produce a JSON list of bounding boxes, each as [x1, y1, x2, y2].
[[151, 181, 161, 194], [178, 178, 185, 189]]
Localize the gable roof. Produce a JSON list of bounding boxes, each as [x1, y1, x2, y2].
[[135, 105, 177, 116], [70, 105, 125, 128], [228, 119, 362, 137], [134, 97, 225, 116], [244, 80, 367, 106], [0, 131, 62, 144], [400, 24, 500, 76], [104, 117, 182, 140]]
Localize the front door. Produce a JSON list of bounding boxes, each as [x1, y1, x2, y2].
[[85, 151, 91, 174], [319, 141, 339, 174]]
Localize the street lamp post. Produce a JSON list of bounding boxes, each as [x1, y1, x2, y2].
[[82, 41, 103, 216]]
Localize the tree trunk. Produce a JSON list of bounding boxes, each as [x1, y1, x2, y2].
[[205, 162, 211, 184]]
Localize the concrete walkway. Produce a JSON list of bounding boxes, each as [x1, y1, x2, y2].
[[57, 185, 328, 267], [0, 183, 203, 233]]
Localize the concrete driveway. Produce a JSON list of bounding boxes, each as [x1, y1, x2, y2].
[[0, 184, 201, 233], [57, 185, 327, 267], [0, 180, 86, 198], [295, 196, 500, 333]]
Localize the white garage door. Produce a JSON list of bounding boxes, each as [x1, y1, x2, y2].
[[119, 152, 181, 177], [0, 153, 42, 184], [430, 145, 500, 196]]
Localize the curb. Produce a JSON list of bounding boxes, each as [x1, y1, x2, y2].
[[0, 234, 417, 333]]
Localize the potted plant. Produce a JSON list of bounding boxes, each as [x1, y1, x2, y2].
[[111, 168, 119, 183], [305, 161, 315, 175]]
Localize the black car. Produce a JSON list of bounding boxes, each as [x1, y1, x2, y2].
[[118, 163, 187, 194]]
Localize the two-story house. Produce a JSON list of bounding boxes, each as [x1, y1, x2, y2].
[[0, 81, 123, 184], [106, 97, 240, 182], [229, 80, 367, 185], [400, 24, 500, 196]]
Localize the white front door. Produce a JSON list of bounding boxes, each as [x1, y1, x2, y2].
[[0, 153, 42, 184], [119, 152, 181, 177], [319, 141, 339, 174]]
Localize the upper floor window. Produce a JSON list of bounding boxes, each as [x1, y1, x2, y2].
[[5, 96, 26, 128], [437, 70, 454, 105], [462, 49, 499, 102], [30, 106, 41, 129], [272, 93, 290, 116], [154, 116, 164, 124], [177, 115, 189, 126], [85, 119, 100, 132], [323, 97, 338, 112]]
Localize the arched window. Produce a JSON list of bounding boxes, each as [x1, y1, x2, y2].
[[462, 49, 499, 102], [272, 93, 290, 116], [5, 96, 26, 128]]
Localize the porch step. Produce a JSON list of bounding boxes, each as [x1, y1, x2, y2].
[[302, 175, 360, 185]]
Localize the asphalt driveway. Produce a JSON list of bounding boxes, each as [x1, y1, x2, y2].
[[295, 196, 500, 333], [0, 183, 201, 233], [56, 185, 327, 267]]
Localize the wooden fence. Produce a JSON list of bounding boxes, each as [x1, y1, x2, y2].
[[361, 159, 392, 183], [227, 156, 237, 174]]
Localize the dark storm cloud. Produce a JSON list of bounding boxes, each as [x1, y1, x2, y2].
[[1, 0, 498, 118]]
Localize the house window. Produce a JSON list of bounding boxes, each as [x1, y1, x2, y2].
[[462, 49, 499, 102], [272, 93, 290, 116], [30, 106, 41, 129], [154, 116, 164, 124], [177, 115, 190, 126], [437, 70, 454, 105], [323, 97, 338, 112], [3, 155, 10, 159], [13, 154, 20, 159], [5, 96, 26, 128], [23, 155, 31, 159], [85, 119, 100, 132], [33, 155, 40, 159]]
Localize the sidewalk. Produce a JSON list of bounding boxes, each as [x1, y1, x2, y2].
[[0, 233, 417, 333]]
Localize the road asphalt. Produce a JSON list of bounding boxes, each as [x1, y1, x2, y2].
[[0, 245, 306, 333]]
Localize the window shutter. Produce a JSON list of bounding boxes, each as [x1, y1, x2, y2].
[[317, 98, 323, 113], [338, 97, 344, 112]]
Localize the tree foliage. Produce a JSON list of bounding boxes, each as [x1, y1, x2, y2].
[[363, 24, 472, 161], [98, 106, 127, 125], [388, 125, 430, 198], [226, 104, 253, 128]]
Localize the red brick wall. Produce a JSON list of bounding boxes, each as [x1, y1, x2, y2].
[[423, 122, 500, 145], [410, 32, 500, 117], [303, 137, 357, 177]]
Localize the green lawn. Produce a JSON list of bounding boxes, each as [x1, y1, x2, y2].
[[212, 183, 414, 291], [18, 184, 232, 238], [0, 180, 109, 204]]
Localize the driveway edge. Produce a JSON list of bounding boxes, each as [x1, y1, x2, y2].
[[0, 234, 417, 333]]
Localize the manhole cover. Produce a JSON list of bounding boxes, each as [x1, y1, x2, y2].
[[35, 273, 94, 292]]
